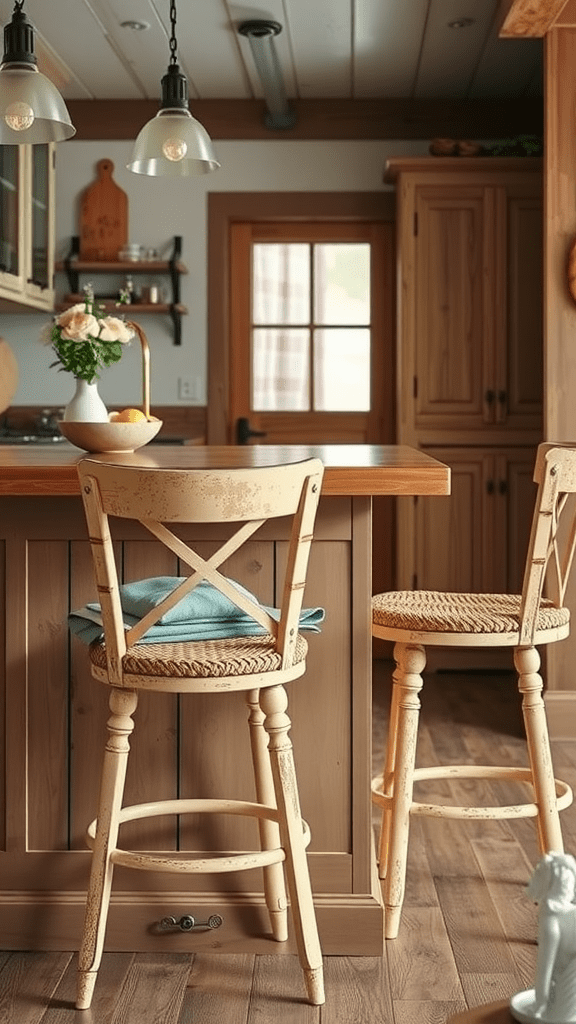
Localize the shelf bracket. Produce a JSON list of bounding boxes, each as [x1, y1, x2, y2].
[[169, 304, 182, 346], [169, 235, 182, 305], [168, 235, 182, 344]]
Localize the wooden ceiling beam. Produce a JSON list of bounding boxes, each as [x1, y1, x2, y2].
[[66, 97, 542, 142], [498, 0, 569, 37]]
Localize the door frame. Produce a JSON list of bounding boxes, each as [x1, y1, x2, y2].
[[207, 191, 395, 444]]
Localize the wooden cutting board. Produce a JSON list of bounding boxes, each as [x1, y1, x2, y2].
[[79, 159, 128, 261], [0, 338, 18, 415]]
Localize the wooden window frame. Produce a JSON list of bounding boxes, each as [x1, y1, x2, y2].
[[207, 191, 395, 444]]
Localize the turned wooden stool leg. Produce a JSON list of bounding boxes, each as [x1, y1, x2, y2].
[[246, 688, 289, 942], [515, 645, 564, 855], [377, 657, 403, 880], [260, 684, 325, 1006], [76, 688, 138, 1010], [384, 642, 426, 940]]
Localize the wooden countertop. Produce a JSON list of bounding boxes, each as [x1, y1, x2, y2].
[[0, 443, 450, 497]]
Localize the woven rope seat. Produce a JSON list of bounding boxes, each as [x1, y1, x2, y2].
[[372, 591, 570, 635], [89, 633, 308, 678]]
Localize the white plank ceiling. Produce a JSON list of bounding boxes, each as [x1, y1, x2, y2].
[[0, 0, 543, 104]]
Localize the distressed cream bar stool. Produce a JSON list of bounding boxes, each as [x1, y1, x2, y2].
[[371, 443, 576, 939], [74, 455, 325, 1009]]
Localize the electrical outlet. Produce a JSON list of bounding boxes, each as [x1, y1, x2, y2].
[[178, 377, 196, 401]]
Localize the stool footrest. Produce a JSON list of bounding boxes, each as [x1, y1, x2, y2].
[[85, 797, 312, 875], [371, 765, 573, 821]]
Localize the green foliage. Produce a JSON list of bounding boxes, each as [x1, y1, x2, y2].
[[48, 285, 131, 384], [50, 335, 123, 384]]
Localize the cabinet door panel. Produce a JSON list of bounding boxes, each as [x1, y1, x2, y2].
[[505, 193, 543, 428], [415, 189, 488, 428], [27, 540, 69, 851], [415, 449, 488, 592], [413, 447, 536, 597], [501, 449, 537, 593]]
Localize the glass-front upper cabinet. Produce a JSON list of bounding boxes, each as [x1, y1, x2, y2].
[[0, 143, 55, 311], [0, 145, 25, 295], [26, 144, 55, 305]]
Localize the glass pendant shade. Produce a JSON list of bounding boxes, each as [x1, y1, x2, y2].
[[127, 107, 220, 176], [0, 3, 75, 144], [0, 64, 75, 143], [127, 1, 219, 178]]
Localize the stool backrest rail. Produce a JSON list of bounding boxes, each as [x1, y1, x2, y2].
[[520, 444, 576, 645], [77, 457, 324, 683]]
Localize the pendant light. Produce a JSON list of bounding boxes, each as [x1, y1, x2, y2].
[[0, 0, 75, 144], [127, 0, 219, 177]]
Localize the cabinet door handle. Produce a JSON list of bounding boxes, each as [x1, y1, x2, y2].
[[236, 417, 267, 445], [498, 390, 507, 405], [485, 390, 495, 405], [486, 479, 495, 495], [499, 479, 508, 495]]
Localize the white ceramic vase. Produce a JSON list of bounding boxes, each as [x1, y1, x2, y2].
[[63, 378, 108, 422]]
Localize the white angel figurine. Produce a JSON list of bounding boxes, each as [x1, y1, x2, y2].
[[510, 852, 576, 1023]]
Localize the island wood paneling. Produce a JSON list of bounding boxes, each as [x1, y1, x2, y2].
[[0, 493, 377, 952], [0, 445, 448, 951]]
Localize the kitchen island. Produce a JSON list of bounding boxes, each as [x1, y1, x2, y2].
[[0, 444, 449, 954]]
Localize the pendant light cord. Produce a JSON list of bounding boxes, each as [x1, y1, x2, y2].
[[168, 0, 178, 67]]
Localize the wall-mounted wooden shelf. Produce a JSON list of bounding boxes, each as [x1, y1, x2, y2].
[[56, 296, 188, 317], [55, 235, 188, 345]]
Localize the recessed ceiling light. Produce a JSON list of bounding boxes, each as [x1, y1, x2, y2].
[[120, 20, 150, 31], [448, 18, 475, 28]]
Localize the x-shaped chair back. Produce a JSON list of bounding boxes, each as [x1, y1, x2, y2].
[[77, 457, 324, 686]]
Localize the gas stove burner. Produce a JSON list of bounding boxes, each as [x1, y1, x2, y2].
[[0, 431, 67, 444]]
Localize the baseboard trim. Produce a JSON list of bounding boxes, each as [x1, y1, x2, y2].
[[544, 691, 576, 739], [0, 891, 384, 955]]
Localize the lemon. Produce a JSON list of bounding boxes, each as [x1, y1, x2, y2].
[[114, 407, 147, 423]]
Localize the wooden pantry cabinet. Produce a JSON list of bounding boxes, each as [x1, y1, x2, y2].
[[386, 157, 543, 610]]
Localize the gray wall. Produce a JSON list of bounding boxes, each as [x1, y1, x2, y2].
[[2, 138, 428, 410]]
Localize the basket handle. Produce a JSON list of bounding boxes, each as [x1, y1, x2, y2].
[[127, 321, 151, 420]]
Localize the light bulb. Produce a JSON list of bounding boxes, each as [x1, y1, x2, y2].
[[4, 100, 35, 131], [162, 137, 187, 162]]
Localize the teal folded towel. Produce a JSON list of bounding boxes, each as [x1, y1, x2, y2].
[[69, 576, 325, 645]]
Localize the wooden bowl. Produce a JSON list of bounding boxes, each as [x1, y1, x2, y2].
[[58, 418, 162, 453]]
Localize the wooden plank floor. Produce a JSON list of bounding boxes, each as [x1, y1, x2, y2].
[[3, 660, 576, 1022]]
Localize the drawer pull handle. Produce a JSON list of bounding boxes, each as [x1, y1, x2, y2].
[[158, 913, 223, 933]]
